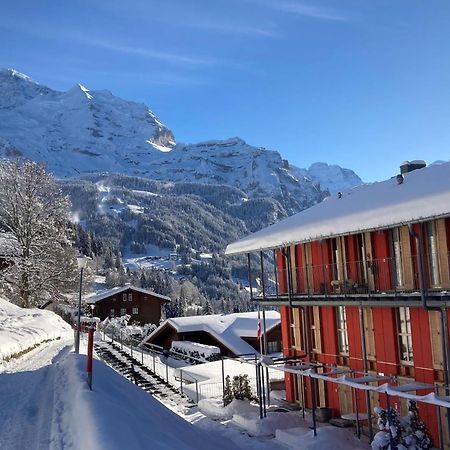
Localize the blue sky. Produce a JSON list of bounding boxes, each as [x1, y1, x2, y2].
[[1, 0, 450, 181]]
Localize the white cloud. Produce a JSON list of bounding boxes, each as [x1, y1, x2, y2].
[[246, 0, 351, 22]]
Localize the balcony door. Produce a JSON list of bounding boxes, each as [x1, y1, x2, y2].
[[389, 226, 414, 290]]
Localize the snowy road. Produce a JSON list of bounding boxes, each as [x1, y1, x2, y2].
[[0, 341, 73, 450]]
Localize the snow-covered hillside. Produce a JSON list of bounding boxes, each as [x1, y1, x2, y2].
[[0, 69, 362, 211]]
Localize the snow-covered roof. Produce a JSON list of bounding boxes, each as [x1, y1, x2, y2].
[[226, 162, 450, 255], [0, 232, 20, 256], [147, 311, 280, 356], [87, 286, 170, 304]]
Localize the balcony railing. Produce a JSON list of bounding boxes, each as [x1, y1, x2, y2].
[[255, 252, 450, 301]]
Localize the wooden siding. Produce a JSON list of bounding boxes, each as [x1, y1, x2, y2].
[[94, 287, 166, 326]]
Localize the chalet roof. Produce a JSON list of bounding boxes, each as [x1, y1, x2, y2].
[[226, 161, 450, 255], [146, 311, 280, 356], [87, 285, 171, 304]]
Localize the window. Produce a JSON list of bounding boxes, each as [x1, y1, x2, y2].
[[398, 307, 413, 364], [311, 306, 321, 353], [267, 341, 280, 354], [128, 293, 133, 302], [110, 308, 115, 317], [426, 222, 440, 286], [331, 238, 345, 281], [122, 293, 127, 302], [392, 228, 403, 287], [132, 307, 139, 315], [120, 308, 126, 315], [336, 306, 349, 355], [291, 308, 303, 350]]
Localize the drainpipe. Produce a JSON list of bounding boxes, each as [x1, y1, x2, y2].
[[408, 224, 450, 437], [281, 247, 293, 307], [359, 305, 373, 441], [273, 249, 279, 299]]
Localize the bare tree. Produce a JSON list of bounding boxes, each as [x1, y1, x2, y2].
[[0, 160, 78, 307]]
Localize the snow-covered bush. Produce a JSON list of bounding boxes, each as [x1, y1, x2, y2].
[[371, 402, 433, 450], [101, 315, 156, 343], [223, 374, 256, 406]]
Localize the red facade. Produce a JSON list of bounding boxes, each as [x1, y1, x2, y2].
[[275, 220, 450, 448]]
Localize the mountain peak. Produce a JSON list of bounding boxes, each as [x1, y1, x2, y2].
[[0, 68, 37, 84], [64, 83, 93, 100]]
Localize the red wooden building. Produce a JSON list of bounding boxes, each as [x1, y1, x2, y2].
[[226, 161, 450, 448], [89, 286, 170, 326]]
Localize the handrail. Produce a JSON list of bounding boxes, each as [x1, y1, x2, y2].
[[258, 251, 450, 299]]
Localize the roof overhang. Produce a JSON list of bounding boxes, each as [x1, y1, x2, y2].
[[226, 163, 450, 256]]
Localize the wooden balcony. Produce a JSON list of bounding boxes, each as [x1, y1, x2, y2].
[[254, 253, 450, 307]]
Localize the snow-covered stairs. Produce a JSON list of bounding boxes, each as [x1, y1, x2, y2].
[[94, 341, 195, 410]]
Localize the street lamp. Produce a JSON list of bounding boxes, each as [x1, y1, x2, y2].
[[90, 304, 95, 318], [75, 256, 88, 354]]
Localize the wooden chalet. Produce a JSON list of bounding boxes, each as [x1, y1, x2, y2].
[[89, 286, 170, 326]]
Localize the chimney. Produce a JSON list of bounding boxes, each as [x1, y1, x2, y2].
[[400, 160, 426, 174]]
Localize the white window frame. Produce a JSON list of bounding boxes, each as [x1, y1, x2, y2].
[[426, 222, 440, 287], [110, 308, 115, 317], [336, 306, 349, 356], [398, 306, 413, 365], [132, 307, 139, 315], [392, 228, 404, 287]]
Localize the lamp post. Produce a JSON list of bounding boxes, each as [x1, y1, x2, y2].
[[75, 256, 88, 354], [90, 304, 95, 318]]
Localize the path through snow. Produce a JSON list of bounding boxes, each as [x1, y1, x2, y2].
[[0, 344, 71, 449]]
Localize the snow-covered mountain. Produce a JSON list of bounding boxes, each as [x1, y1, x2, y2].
[[0, 69, 361, 211], [0, 69, 175, 175], [293, 162, 362, 195]]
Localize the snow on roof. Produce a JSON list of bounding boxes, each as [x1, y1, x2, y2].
[[87, 286, 170, 304], [226, 162, 450, 255], [0, 232, 20, 256], [148, 311, 280, 356]]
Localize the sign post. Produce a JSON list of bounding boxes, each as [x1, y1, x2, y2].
[[87, 326, 94, 390]]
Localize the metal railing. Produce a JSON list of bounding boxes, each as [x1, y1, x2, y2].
[[263, 252, 450, 299], [99, 330, 265, 405]]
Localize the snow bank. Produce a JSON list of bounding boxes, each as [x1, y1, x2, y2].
[[232, 409, 305, 437], [275, 426, 369, 450], [198, 398, 258, 420], [57, 354, 237, 450], [0, 297, 72, 361]]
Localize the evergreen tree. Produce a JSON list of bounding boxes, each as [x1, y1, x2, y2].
[[405, 401, 433, 449], [223, 375, 233, 406], [202, 299, 214, 315], [231, 374, 255, 401]]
